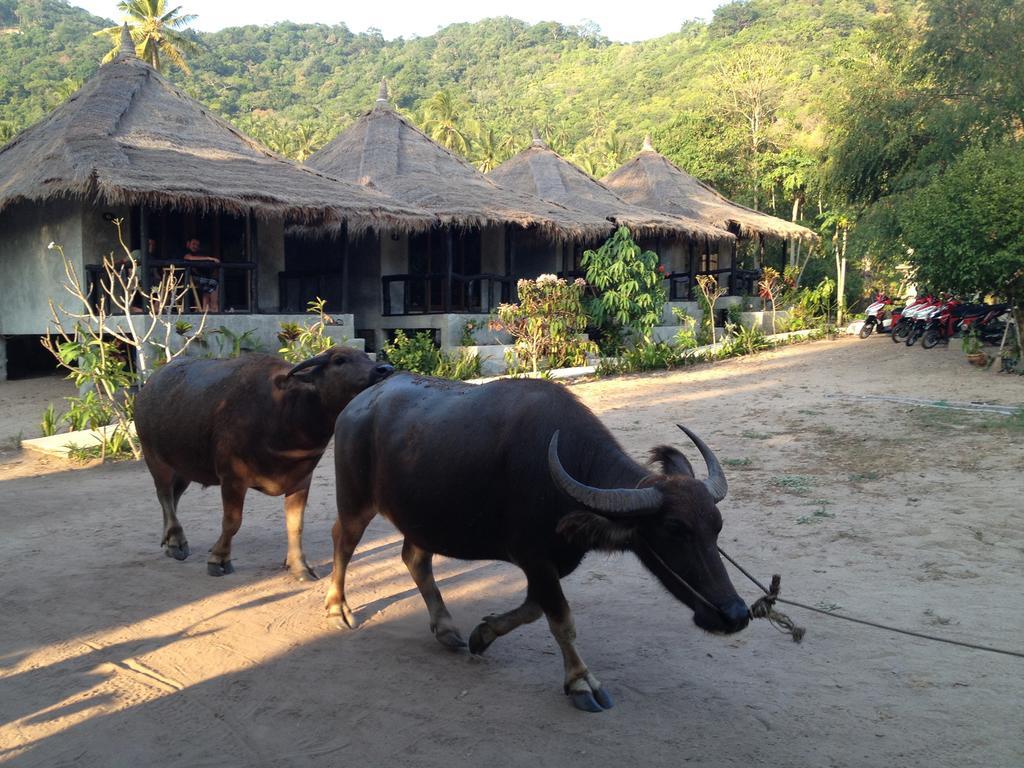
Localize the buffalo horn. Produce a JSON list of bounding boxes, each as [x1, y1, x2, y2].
[[547, 431, 662, 516], [676, 424, 728, 502], [287, 350, 331, 377]]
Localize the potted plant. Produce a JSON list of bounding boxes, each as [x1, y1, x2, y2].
[[962, 327, 988, 367]]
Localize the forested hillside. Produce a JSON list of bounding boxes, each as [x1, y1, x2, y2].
[[2, 0, 1022, 311]]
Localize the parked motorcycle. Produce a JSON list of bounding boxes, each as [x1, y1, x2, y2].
[[961, 303, 1011, 345], [905, 297, 947, 346], [891, 295, 935, 343], [860, 294, 894, 338], [920, 301, 986, 349]]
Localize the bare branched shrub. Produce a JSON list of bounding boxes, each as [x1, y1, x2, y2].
[[41, 219, 207, 459]]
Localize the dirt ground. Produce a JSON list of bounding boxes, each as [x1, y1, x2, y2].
[[1, 337, 1022, 768]]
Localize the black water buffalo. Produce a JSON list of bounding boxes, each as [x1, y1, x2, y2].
[[135, 346, 392, 579], [329, 373, 748, 712]]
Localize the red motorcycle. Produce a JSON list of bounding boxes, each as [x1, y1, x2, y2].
[[920, 299, 967, 349], [960, 304, 1012, 345], [891, 295, 936, 343]]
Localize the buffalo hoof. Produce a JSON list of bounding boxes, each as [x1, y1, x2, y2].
[[592, 687, 614, 710], [570, 690, 606, 713], [567, 677, 613, 712], [433, 626, 467, 650], [164, 542, 190, 561], [468, 621, 498, 655], [292, 565, 319, 582], [328, 601, 357, 629], [207, 560, 234, 577], [284, 558, 318, 582]]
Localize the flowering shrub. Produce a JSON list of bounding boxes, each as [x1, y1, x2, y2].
[[493, 275, 596, 372]]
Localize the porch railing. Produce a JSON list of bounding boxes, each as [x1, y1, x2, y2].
[[667, 267, 761, 301], [382, 273, 512, 316]]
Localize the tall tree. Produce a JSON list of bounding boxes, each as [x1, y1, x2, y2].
[[711, 44, 788, 211], [899, 142, 1024, 340], [95, 1, 199, 75]]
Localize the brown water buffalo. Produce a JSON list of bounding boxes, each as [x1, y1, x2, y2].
[[329, 373, 748, 712], [135, 346, 392, 579]]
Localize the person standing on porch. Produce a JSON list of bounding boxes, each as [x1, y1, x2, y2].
[[183, 237, 220, 312]]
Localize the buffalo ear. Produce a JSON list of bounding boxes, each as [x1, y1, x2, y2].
[[556, 511, 635, 552], [649, 445, 695, 478]]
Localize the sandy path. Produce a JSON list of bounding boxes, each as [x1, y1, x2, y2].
[[0, 337, 1022, 767]]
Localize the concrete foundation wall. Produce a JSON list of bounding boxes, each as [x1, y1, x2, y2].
[[0, 199, 84, 336]]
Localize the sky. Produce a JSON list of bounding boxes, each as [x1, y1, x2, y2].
[[72, 1, 726, 43]]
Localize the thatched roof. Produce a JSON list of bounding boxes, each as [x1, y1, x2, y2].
[[0, 27, 433, 234], [602, 138, 817, 242], [488, 132, 734, 243], [306, 83, 612, 242]]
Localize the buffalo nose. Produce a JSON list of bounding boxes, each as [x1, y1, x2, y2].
[[375, 363, 394, 378], [722, 598, 750, 631]]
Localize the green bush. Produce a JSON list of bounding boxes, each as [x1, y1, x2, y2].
[[718, 324, 771, 358], [382, 330, 440, 375], [278, 298, 339, 363], [582, 227, 666, 351], [383, 330, 481, 380]]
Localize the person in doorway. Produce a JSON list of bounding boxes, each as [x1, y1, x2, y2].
[[182, 237, 220, 312]]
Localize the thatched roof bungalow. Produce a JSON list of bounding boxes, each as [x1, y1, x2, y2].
[[602, 138, 817, 299], [489, 132, 736, 298], [603, 138, 816, 243], [0, 28, 432, 376], [303, 83, 613, 351]]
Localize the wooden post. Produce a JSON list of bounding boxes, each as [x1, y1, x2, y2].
[[445, 229, 454, 313], [138, 206, 150, 292], [245, 210, 256, 312], [837, 257, 847, 327], [340, 222, 349, 314]]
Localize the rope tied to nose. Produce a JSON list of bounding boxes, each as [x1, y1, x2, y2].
[[747, 574, 806, 643], [717, 546, 806, 642]]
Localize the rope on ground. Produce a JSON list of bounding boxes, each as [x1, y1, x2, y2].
[[718, 547, 1024, 659]]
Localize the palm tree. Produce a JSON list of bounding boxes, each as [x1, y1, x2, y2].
[[293, 121, 324, 162], [95, 1, 199, 75], [471, 123, 517, 172], [421, 91, 471, 155]]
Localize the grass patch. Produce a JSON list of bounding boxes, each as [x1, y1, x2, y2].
[[0, 432, 23, 452], [772, 475, 814, 494], [796, 506, 835, 524], [741, 429, 773, 440], [849, 470, 881, 482], [723, 457, 753, 468], [912, 406, 1024, 434]]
